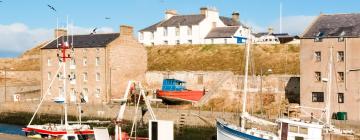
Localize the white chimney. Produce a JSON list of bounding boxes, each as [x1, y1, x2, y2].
[[165, 10, 177, 20]]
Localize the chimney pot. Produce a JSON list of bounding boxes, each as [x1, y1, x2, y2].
[[120, 25, 133, 37], [200, 7, 208, 15]]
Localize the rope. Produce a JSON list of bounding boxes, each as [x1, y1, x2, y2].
[[27, 64, 63, 126]]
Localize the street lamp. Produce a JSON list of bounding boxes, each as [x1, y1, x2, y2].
[[3, 67, 14, 102]]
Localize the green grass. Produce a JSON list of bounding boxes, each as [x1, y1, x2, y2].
[[147, 44, 299, 75]]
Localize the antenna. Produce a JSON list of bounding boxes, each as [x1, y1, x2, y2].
[[280, 2, 283, 33]]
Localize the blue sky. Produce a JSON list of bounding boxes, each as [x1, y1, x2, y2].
[[0, 0, 359, 57]]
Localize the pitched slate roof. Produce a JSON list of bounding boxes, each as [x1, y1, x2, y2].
[[140, 15, 206, 32], [219, 16, 247, 28], [140, 14, 248, 32], [42, 33, 119, 49], [205, 26, 239, 38], [302, 13, 360, 38]]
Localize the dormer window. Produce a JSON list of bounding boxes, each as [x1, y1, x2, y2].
[[314, 32, 323, 42]]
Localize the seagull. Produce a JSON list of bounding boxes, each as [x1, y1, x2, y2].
[[105, 17, 111, 20], [47, 4, 56, 12], [90, 27, 98, 35]]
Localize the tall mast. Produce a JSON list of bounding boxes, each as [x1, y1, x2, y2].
[[326, 46, 333, 126], [241, 37, 251, 130], [279, 2, 282, 33]]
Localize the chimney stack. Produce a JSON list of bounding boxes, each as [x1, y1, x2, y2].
[[232, 12, 240, 22], [200, 7, 208, 15], [54, 29, 67, 38], [165, 10, 177, 20], [120, 25, 133, 37]]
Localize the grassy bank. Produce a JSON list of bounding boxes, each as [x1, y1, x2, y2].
[[0, 112, 216, 140], [147, 44, 299, 74]]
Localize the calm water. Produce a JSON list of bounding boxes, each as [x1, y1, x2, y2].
[[0, 123, 24, 136]]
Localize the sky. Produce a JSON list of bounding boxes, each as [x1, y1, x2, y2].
[[0, 0, 359, 57]]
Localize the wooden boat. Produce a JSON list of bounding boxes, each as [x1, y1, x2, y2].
[[156, 79, 204, 104]]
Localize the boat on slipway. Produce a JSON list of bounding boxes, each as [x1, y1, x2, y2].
[[156, 79, 205, 104]]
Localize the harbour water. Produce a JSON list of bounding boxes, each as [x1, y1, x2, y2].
[[0, 123, 24, 136]]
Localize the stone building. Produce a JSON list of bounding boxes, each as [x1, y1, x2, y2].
[[138, 7, 251, 46], [41, 25, 147, 104], [300, 13, 360, 121]]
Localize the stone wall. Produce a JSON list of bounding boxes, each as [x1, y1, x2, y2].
[[0, 102, 239, 127]]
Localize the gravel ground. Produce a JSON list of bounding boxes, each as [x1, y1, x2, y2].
[[0, 133, 37, 140]]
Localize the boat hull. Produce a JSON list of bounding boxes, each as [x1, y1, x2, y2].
[[216, 120, 268, 140], [157, 90, 204, 105]]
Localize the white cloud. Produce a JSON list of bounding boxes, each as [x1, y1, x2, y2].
[[271, 15, 316, 35], [0, 23, 114, 55]]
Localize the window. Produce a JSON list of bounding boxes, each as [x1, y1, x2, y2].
[[47, 58, 51, 66], [96, 48, 100, 53], [59, 87, 64, 95], [151, 42, 154, 46], [289, 125, 298, 133], [188, 40, 192, 44], [47, 72, 51, 81], [312, 92, 324, 102], [70, 58, 76, 66], [163, 27, 168, 36], [176, 40, 180, 45], [315, 71, 321, 82], [58, 72, 63, 80], [314, 51, 321, 62], [95, 88, 101, 98], [211, 39, 214, 44], [82, 88, 88, 98], [83, 57, 87, 66], [299, 127, 308, 134], [337, 51, 344, 62], [151, 32, 154, 40], [96, 72, 100, 81], [83, 72, 88, 81], [224, 39, 228, 44], [96, 57, 100, 66], [187, 26, 192, 36], [337, 72, 344, 82], [164, 40, 168, 45], [338, 93, 344, 103], [175, 26, 180, 36]]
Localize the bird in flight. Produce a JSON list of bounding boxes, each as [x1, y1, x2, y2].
[[105, 17, 111, 20], [47, 4, 56, 12], [90, 28, 98, 35]]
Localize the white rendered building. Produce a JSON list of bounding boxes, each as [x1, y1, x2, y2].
[[138, 7, 251, 46]]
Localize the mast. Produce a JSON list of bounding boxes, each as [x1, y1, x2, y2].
[[325, 46, 333, 127], [241, 37, 251, 130], [279, 2, 282, 33]]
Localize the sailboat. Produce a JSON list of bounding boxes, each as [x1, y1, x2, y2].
[[216, 36, 279, 140], [216, 37, 354, 139], [23, 22, 97, 139]]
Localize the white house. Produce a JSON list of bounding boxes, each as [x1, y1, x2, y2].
[[138, 7, 251, 46], [253, 28, 299, 45]]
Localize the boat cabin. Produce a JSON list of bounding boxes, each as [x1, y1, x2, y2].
[[277, 118, 323, 140], [161, 79, 187, 91]]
